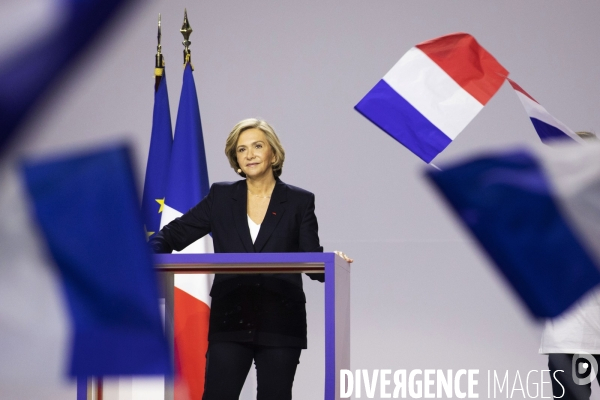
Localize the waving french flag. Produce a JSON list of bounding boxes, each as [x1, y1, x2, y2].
[[355, 33, 508, 163], [507, 78, 583, 144]]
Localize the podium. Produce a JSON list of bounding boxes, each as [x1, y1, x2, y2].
[[80, 252, 350, 400]]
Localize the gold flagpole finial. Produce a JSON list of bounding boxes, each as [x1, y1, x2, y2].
[[180, 9, 193, 68], [154, 14, 164, 90], [155, 15, 164, 72]]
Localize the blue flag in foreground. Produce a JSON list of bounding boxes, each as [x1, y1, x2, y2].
[[142, 70, 173, 238], [426, 144, 600, 318], [22, 145, 171, 376]]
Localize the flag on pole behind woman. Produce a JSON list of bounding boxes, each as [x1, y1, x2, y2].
[[159, 11, 213, 400], [142, 14, 173, 240]]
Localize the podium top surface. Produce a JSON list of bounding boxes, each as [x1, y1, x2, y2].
[[153, 252, 347, 273]]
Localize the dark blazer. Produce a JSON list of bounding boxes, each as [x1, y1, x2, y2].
[[151, 178, 323, 348]]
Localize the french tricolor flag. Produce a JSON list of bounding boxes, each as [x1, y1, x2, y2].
[[161, 63, 213, 400], [507, 78, 583, 144], [355, 33, 508, 163]]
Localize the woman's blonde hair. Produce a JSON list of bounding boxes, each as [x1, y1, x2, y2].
[[225, 118, 285, 178]]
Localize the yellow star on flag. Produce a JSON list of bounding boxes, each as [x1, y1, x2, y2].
[[156, 198, 165, 213]]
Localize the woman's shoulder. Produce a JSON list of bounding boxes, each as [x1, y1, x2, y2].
[[210, 180, 245, 191], [278, 180, 315, 200], [211, 180, 240, 187], [207, 181, 246, 200]]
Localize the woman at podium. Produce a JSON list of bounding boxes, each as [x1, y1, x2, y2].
[[151, 118, 324, 400]]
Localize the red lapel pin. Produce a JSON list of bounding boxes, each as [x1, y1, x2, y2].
[[272, 212, 277, 215]]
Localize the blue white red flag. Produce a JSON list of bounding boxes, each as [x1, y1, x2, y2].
[[161, 62, 213, 400], [142, 70, 173, 239], [426, 143, 600, 318], [507, 78, 583, 144], [355, 33, 508, 163]]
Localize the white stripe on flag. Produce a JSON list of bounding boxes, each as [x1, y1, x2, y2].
[[159, 204, 181, 230], [382, 47, 484, 139], [161, 204, 213, 304]]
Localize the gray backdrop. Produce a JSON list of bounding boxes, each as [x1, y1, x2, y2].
[[10, 1, 600, 398]]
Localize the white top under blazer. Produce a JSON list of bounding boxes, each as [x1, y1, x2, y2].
[[247, 215, 260, 244]]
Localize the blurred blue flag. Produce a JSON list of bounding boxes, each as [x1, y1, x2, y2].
[[142, 70, 173, 238], [22, 145, 172, 377], [0, 0, 134, 152], [426, 146, 600, 318]]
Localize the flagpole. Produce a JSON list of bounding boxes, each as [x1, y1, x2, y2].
[[167, 10, 214, 399], [154, 13, 164, 92], [180, 9, 194, 69]]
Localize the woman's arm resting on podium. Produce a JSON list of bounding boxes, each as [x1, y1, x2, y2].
[[149, 185, 214, 253]]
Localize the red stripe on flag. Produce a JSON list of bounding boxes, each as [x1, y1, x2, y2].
[[506, 78, 539, 103], [416, 33, 508, 105], [174, 287, 211, 400]]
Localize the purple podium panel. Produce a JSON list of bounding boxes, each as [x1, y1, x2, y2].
[[154, 252, 351, 400]]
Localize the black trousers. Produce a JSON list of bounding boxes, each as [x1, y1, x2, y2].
[[202, 341, 302, 400], [549, 354, 600, 400]]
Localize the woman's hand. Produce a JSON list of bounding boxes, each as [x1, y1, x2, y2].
[[334, 251, 354, 263]]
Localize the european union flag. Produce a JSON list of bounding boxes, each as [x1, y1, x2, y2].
[[142, 69, 173, 239]]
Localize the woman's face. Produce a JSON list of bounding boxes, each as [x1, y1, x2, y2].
[[236, 128, 276, 180]]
